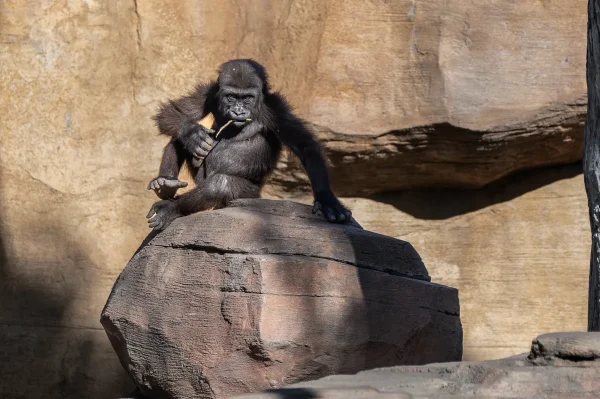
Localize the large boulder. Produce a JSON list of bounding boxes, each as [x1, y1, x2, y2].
[[236, 332, 600, 399], [101, 199, 462, 399]]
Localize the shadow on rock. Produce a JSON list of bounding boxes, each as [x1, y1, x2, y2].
[[367, 162, 582, 220], [253, 388, 320, 398], [0, 174, 134, 399]]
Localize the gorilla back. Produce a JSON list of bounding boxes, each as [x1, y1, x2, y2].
[[146, 59, 351, 231]]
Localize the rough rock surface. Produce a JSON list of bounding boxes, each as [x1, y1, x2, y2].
[[235, 332, 600, 399], [530, 332, 600, 365], [101, 199, 462, 399], [338, 164, 591, 362]]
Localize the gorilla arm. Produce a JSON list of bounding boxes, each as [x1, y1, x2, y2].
[[271, 102, 351, 223], [153, 83, 215, 137], [153, 83, 218, 162], [147, 139, 188, 200], [149, 84, 218, 198]]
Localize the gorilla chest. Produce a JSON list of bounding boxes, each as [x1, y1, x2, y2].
[[202, 134, 277, 178]]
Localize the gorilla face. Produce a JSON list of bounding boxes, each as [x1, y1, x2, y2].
[[217, 59, 267, 128], [219, 87, 259, 127]]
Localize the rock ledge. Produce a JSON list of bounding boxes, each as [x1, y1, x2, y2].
[[236, 332, 600, 399]]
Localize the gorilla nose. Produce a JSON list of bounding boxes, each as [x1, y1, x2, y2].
[[232, 109, 249, 120]]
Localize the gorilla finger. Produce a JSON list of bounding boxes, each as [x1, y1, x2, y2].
[[200, 141, 213, 151], [164, 180, 188, 188], [200, 125, 216, 135], [146, 205, 157, 219], [344, 210, 352, 220], [312, 202, 322, 214], [204, 135, 215, 145], [195, 148, 209, 157], [193, 145, 207, 154], [149, 220, 160, 229], [189, 135, 203, 147], [336, 212, 346, 223], [157, 177, 166, 185], [151, 181, 160, 191], [326, 208, 337, 222]]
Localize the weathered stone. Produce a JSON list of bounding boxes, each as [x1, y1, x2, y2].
[[330, 164, 591, 362], [235, 333, 600, 399], [101, 200, 462, 399], [530, 332, 600, 365], [151, 199, 429, 281]]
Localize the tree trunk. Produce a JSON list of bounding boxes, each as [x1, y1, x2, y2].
[[584, 0, 600, 331]]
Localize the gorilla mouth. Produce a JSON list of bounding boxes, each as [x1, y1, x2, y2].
[[232, 118, 252, 126]]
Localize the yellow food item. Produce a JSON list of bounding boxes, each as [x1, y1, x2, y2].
[[198, 113, 216, 130], [197, 113, 252, 138]]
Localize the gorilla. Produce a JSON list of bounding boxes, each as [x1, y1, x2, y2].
[[146, 58, 351, 231]]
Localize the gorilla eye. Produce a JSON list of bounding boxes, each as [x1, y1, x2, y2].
[[243, 96, 253, 104], [226, 95, 235, 103]]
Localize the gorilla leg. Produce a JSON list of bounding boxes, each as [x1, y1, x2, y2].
[[146, 174, 261, 231], [178, 174, 261, 215]]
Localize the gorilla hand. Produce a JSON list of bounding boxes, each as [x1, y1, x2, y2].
[[178, 118, 216, 161], [146, 199, 180, 231], [147, 177, 188, 200], [312, 190, 352, 223]]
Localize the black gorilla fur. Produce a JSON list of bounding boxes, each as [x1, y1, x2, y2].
[[146, 59, 351, 231]]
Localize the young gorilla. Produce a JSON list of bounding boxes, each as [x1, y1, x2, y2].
[[146, 59, 351, 231]]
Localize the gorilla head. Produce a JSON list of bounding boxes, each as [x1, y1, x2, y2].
[[216, 59, 270, 127]]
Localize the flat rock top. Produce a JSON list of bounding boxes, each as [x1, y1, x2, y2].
[[235, 332, 600, 399], [148, 199, 430, 282]]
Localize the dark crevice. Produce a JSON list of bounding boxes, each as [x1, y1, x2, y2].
[[365, 161, 583, 220], [150, 242, 428, 281], [132, 0, 142, 50], [418, 305, 460, 317], [267, 99, 585, 197]]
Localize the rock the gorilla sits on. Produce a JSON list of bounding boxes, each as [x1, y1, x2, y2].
[[146, 58, 351, 231]]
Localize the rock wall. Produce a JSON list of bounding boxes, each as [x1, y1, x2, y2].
[[0, 1, 589, 398]]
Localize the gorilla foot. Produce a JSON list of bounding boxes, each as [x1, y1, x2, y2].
[[146, 199, 181, 231], [147, 177, 188, 200]]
